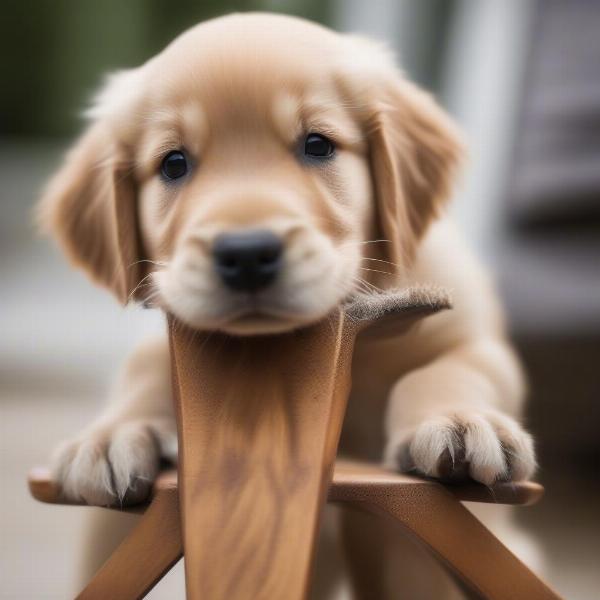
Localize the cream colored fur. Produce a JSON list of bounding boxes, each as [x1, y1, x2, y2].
[[39, 13, 539, 598]]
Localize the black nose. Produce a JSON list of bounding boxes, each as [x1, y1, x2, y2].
[[213, 230, 283, 292]]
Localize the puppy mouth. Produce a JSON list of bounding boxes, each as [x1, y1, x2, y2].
[[214, 298, 311, 335], [224, 313, 300, 335]]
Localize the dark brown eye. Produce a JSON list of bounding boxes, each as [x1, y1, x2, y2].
[[161, 151, 188, 180], [304, 133, 335, 158]]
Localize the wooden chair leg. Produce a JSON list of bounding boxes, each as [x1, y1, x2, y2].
[[76, 486, 182, 600], [341, 486, 559, 600], [30, 462, 556, 599]]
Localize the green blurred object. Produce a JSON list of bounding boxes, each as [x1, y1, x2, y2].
[[0, 0, 331, 138]]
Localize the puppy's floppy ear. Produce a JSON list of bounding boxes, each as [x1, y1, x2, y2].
[[368, 77, 464, 267], [37, 117, 144, 304]]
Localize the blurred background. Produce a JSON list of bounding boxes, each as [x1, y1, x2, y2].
[[1, 0, 599, 598]]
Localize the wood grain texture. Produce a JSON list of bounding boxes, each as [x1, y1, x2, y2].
[[169, 311, 357, 600]]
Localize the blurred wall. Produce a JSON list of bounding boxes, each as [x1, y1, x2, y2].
[[0, 0, 331, 138]]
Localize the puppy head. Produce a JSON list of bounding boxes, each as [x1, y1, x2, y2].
[[39, 13, 462, 335]]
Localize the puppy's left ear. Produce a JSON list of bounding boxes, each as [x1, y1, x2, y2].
[[368, 78, 464, 267], [37, 122, 144, 304], [37, 68, 147, 304]]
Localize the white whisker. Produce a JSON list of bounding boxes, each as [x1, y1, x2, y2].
[[128, 259, 170, 268], [361, 257, 400, 268], [127, 272, 157, 303], [359, 267, 394, 276]]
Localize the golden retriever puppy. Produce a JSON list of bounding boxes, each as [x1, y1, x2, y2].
[[39, 13, 537, 598]]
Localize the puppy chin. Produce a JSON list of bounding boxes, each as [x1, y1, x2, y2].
[[158, 291, 337, 337], [163, 296, 333, 336], [198, 294, 345, 336], [154, 278, 320, 336]]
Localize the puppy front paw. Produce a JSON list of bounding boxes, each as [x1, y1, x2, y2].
[[51, 417, 177, 506], [384, 410, 536, 485]]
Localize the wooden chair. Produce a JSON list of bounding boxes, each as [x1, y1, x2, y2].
[[28, 288, 561, 600]]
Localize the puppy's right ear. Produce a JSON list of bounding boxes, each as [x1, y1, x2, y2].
[[337, 36, 464, 271], [37, 114, 143, 304]]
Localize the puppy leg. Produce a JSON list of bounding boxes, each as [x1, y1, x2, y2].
[[341, 507, 465, 600], [310, 505, 352, 600], [76, 509, 141, 589], [384, 338, 536, 485], [344, 339, 540, 599], [52, 335, 176, 506]]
